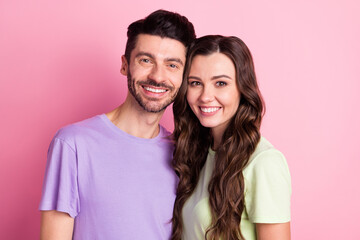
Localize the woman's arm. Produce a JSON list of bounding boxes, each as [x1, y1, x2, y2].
[[40, 210, 74, 240], [256, 222, 291, 240]]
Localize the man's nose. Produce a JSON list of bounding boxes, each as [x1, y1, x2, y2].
[[148, 65, 166, 83]]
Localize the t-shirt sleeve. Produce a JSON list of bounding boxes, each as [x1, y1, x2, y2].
[[244, 150, 291, 223], [39, 137, 80, 218]]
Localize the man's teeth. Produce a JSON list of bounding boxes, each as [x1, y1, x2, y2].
[[144, 86, 166, 93], [200, 107, 220, 113]]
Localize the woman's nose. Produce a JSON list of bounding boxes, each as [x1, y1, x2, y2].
[[199, 85, 215, 103]]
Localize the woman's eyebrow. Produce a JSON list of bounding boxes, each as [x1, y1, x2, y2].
[[211, 75, 232, 80], [188, 76, 201, 80]]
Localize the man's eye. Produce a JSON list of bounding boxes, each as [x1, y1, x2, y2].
[[140, 58, 151, 63], [216, 81, 227, 87], [169, 64, 178, 69]]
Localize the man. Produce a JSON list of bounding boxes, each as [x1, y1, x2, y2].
[[39, 10, 195, 240]]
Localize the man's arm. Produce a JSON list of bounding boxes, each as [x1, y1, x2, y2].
[[256, 222, 291, 240], [40, 210, 74, 240]]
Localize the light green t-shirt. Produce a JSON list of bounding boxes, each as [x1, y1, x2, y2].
[[182, 137, 291, 240]]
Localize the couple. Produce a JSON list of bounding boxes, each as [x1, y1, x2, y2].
[[39, 9, 291, 240]]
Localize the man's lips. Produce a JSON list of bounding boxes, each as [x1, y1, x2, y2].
[[142, 85, 167, 93], [138, 80, 173, 91]]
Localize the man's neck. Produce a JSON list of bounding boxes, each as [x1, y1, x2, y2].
[[106, 97, 164, 139]]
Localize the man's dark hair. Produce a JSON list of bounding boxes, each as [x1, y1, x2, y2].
[[124, 9, 196, 62]]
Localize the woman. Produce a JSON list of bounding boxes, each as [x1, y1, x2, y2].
[[171, 35, 291, 240]]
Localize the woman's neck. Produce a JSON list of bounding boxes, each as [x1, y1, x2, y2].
[[211, 128, 225, 151]]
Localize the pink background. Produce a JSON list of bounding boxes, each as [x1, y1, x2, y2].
[[1, 0, 359, 239]]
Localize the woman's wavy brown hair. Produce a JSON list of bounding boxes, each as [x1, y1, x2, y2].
[[171, 35, 265, 240]]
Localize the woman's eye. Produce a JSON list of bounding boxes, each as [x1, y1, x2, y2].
[[189, 81, 201, 86]]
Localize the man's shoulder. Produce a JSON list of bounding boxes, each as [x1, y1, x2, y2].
[[54, 114, 104, 142]]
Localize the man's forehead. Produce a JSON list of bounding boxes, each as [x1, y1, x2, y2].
[[131, 34, 186, 60]]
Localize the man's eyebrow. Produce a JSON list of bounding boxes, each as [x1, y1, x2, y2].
[[165, 58, 184, 66], [211, 75, 232, 80], [135, 52, 184, 66], [135, 52, 155, 59]]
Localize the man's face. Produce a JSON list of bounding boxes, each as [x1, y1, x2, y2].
[[121, 34, 187, 113]]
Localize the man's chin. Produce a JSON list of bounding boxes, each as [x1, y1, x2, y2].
[[139, 100, 174, 113], [141, 104, 168, 113]]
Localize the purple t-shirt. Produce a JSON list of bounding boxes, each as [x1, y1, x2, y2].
[[39, 114, 177, 239]]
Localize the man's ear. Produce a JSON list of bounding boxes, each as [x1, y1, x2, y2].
[[120, 55, 128, 76]]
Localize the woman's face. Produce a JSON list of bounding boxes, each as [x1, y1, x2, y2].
[[186, 52, 241, 136]]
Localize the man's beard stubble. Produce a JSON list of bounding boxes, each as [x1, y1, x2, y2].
[[127, 72, 178, 113]]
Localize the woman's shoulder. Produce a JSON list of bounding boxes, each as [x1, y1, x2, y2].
[[243, 137, 292, 223], [251, 136, 275, 155], [244, 136, 288, 174]]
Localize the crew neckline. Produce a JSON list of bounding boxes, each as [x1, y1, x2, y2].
[[99, 114, 164, 142], [208, 147, 216, 156]]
